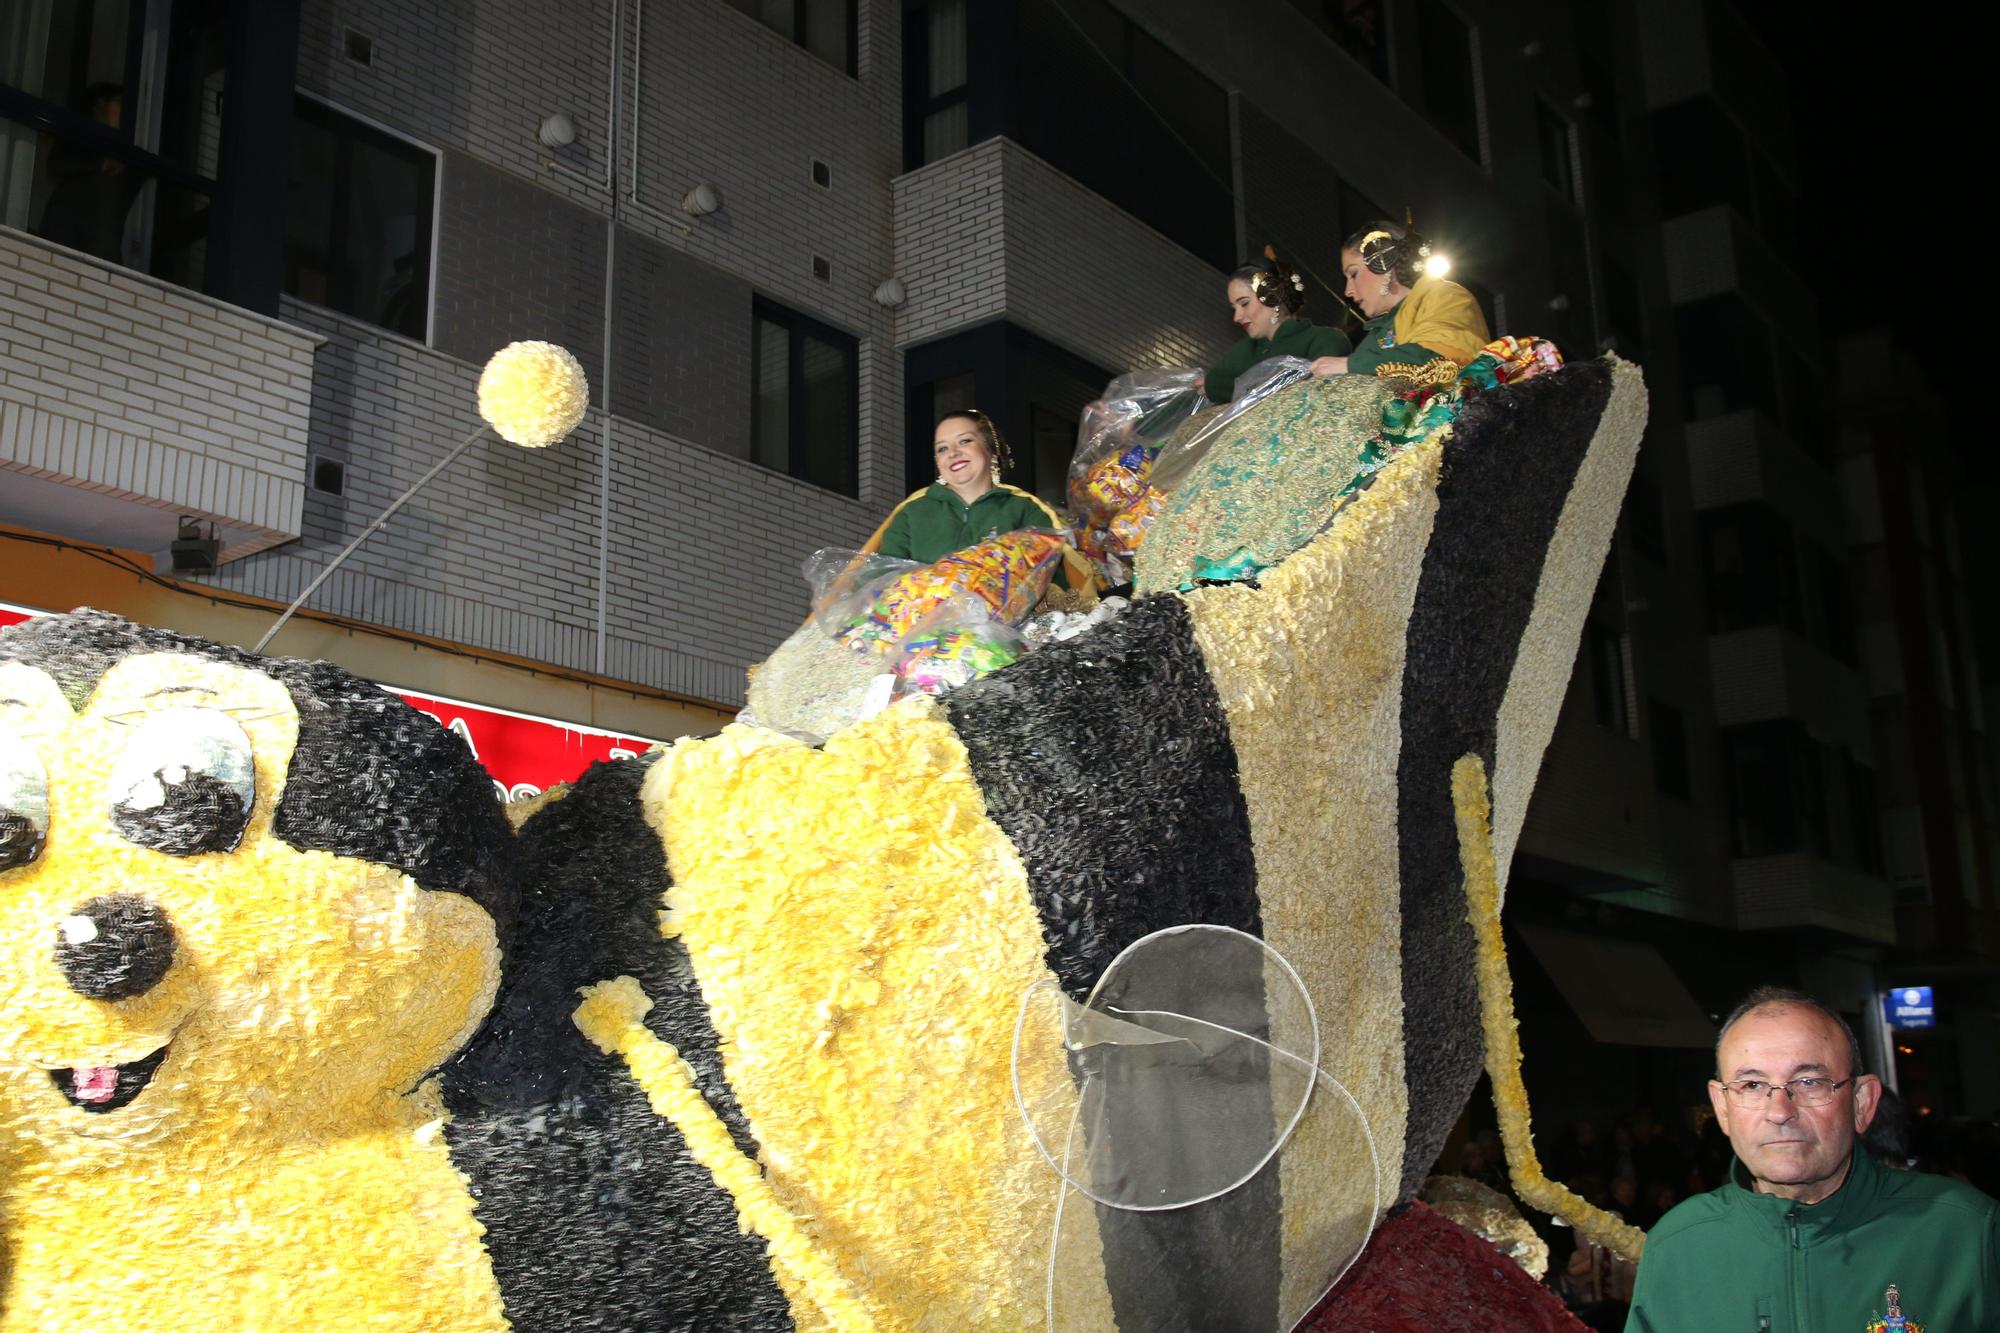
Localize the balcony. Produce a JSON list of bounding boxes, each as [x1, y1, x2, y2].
[[1708, 625, 1869, 751], [891, 139, 1229, 373], [1686, 409, 1841, 527], [0, 228, 316, 565], [1732, 852, 1895, 943], [1662, 205, 1819, 356]]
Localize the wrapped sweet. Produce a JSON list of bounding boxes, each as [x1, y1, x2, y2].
[[895, 627, 1021, 696], [860, 529, 1066, 642]]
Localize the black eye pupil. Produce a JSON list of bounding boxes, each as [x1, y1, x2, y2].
[[0, 809, 44, 870], [111, 767, 249, 855]]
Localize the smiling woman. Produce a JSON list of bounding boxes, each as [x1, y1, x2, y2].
[[868, 409, 1078, 581]]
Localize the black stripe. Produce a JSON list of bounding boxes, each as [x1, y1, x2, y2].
[[948, 593, 1276, 1332], [946, 594, 1262, 995], [441, 757, 793, 1332], [1393, 359, 1617, 1205]]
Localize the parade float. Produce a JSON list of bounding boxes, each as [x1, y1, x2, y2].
[[0, 331, 1647, 1330]]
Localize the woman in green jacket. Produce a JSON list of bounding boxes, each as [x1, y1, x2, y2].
[[866, 410, 1090, 592], [871, 410, 1066, 564], [1203, 249, 1353, 401], [1310, 221, 1490, 383]]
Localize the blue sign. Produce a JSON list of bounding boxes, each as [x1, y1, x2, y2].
[[1884, 986, 1936, 1030]]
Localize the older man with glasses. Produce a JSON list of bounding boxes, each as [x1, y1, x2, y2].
[[1625, 986, 1996, 1332]]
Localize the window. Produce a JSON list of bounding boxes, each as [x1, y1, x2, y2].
[[1652, 96, 1751, 221], [906, 0, 969, 164], [1674, 294, 1776, 422], [1011, 0, 1233, 267], [1286, 0, 1390, 83], [1027, 404, 1074, 509], [283, 96, 436, 340], [1701, 503, 1802, 635], [1414, 0, 1481, 162], [751, 298, 859, 496], [1597, 252, 1644, 361], [904, 322, 1109, 500], [908, 0, 1233, 268], [1, 0, 224, 289], [1545, 199, 1592, 355], [1579, 55, 1620, 140], [1846, 757, 1885, 875], [1817, 550, 1857, 666], [1721, 722, 1826, 858], [723, 0, 855, 76], [1586, 620, 1631, 735], [1649, 700, 1691, 798], [1536, 100, 1578, 206]]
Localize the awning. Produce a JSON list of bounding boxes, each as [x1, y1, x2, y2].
[[1516, 923, 1716, 1048]]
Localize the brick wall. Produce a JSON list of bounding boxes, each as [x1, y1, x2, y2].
[[610, 224, 753, 456], [0, 229, 316, 557], [891, 143, 1009, 348], [1001, 142, 1229, 373], [434, 150, 611, 390], [202, 298, 876, 705]]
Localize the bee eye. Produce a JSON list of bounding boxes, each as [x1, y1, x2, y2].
[[0, 728, 50, 871], [104, 707, 256, 855]]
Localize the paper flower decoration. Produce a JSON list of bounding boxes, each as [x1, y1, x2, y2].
[[477, 341, 590, 447]]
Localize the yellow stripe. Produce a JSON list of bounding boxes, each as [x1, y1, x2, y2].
[[1179, 440, 1445, 1313], [1453, 754, 1646, 1261], [572, 977, 879, 1331], [640, 703, 1112, 1330]]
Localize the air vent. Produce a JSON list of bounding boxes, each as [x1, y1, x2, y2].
[[811, 158, 832, 188], [811, 254, 832, 282], [343, 29, 374, 65], [311, 456, 346, 496]]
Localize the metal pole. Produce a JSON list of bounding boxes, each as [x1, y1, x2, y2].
[[596, 0, 623, 676], [253, 423, 490, 654]]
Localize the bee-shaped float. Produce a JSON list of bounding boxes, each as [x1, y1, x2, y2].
[[0, 356, 1644, 1330]]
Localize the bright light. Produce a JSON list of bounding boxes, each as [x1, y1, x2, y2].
[[1424, 253, 1452, 279]]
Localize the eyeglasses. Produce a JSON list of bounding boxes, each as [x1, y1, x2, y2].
[[1715, 1076, 1854, 1108]]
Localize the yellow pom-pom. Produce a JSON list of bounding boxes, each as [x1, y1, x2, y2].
[[477, 341, 590, 447]]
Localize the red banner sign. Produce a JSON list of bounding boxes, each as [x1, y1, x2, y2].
[[0, 603, 659, 800]]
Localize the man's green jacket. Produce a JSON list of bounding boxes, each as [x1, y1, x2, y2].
[[1626, 1146, 1996, 1332]]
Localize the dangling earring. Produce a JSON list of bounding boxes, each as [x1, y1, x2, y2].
[[1379, 276, 1394, 296]]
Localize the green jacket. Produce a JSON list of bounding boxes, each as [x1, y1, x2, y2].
[[1625, 1147, 1998, 1333], [876, 483, 1065, 566], [1345, 305, 1446, 376], [1204, 318, 1352, 400]]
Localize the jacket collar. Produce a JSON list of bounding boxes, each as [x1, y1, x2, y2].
[[925, 482, 1008, 509], [1248, 317, 1307, 352], [1726, 1145, 1881, 1243]]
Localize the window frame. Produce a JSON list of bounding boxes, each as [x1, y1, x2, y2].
[[285, 89, 442, 344], [1411, 0, 1485, 166], [750, 295, 861, 497], [903, 0, 972, 170], [721, 0, 858, 77], [1535, 98, 1580, 207]]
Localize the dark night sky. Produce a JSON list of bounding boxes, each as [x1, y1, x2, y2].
[[1745, 8, 1983, 486], [1749, 9, 1965, 357]]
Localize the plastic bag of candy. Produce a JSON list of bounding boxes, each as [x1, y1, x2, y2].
[[804, 529, 1067, 658], [1066, 368, 1208, 584], [894, 622, 1024, 696], [803, 548, 920, 642], [863, 528, 1067, 639]]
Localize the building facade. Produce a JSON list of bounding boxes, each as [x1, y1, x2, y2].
[[3, 0, 1990, 1118]]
